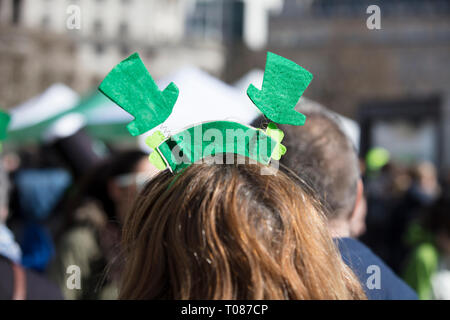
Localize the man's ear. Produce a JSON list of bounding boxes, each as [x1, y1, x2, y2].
[[352, 179, 364, 217], [349, 179, 367, 238]]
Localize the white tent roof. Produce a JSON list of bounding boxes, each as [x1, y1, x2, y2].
[[9, 83, 80, 131], [69, 66, 261, 129], [233, 69, 264, 93], [138, 66, 262, 151], [7, 68, 263, 146], [156, 66, 261, 131]]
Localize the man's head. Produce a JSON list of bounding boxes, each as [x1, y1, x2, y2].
[[280, 106, 365, 237]]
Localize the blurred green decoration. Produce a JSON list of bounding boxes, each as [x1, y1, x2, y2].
[[7, 91, 133, 145], [0, 110, 11, 140], [99, 52, 179, 136], [0, 110, 11, 152], [366, 147, 390, 171], [403, 222, 439, 300], [403, 243, 439, 300], [247, 52, 312, 126]]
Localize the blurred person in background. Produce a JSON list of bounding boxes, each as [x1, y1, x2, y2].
[[363, 161, 413, 269], [12, 164, 72, 273], [6, 126, 106, 273], [403, 192, 450, 300], [388, 162, 441, 274], [0, 160, 21, 264], [278, 108, 417, 299], [0, 159, 62, 300], [49, 150, 156, 300], [408, 162, 441, 206], [119, 157, 367, 300]]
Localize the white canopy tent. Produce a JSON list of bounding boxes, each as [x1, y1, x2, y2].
[[137, 66, 262, 151], [9, 83, 80, 131], [7, 67, 263, 148], [7, 69, 360, 152], [89, 66, 262, 132]]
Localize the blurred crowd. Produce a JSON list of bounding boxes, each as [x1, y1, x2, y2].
[[0, 103, 449, 300], [0, 129, 157, 299], [362, 157, 450, 299]]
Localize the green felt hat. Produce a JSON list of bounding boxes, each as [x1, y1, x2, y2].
[[99, 52, 312, 173]]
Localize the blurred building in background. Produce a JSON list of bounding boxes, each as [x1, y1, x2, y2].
[[226, 0, 450, 114], [0, 0, 256, 108], [1, 0, 450, 170], [225, 0, 450, 171]]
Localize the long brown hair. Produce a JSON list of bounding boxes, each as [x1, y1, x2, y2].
[[119, 157, 366, 299]]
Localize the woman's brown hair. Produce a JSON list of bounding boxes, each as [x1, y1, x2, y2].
[[119, 157, 366, 299]]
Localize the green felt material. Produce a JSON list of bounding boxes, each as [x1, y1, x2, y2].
[[247, 52, 312, 126], [0, 110, 11, 141], [145, 130, 167, 170], [149, 151, 167, 171], [265, 122, 286, 161], [156, 121, 277, 173], [98, 52, 179, 136], [403, 242, 439, 300]]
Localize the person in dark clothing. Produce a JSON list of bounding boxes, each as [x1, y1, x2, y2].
[[0, 254, 63, 300], [337, 237, 418, 299], [49, 150, 156, 299], [272, 100, 418, 299], [0, 160, 62, 300]]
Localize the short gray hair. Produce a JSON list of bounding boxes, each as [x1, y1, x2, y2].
[[280, 107, 360, 220]]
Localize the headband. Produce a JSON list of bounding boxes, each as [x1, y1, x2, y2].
[[99, 52, 312, 172]]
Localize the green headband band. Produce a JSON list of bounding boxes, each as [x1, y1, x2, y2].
[[145, 121, 285, 173], [99, 52, 312, 171]]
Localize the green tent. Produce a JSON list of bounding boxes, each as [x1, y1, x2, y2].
[[7, 90, 133, 146]]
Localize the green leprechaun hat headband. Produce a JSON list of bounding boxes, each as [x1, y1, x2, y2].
[[99, 52, 312, 173]]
